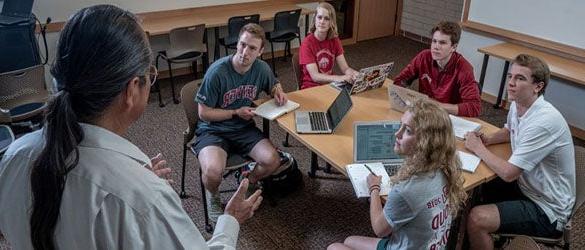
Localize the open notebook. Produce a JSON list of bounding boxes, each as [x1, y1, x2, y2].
[[449, 115, 481, 139], [347, 162, 392, 198], [457, 151, 481, 173], [252, 99, 300, 120]]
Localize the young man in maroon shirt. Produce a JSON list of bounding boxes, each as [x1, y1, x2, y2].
[[394, 21, 481, 117]]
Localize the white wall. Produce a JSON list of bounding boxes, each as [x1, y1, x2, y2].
[[458, 31, 585, 130], [34, 1, 317, 88]]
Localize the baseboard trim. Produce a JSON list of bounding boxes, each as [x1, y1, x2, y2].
[[481, 91, 585, 140], [399, 29, 431, 45]]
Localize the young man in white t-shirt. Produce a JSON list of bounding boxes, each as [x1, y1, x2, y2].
[[464, 54, 575, 249]]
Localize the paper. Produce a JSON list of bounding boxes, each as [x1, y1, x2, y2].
[[457, 151, 481, 173], [252, 99, 300, 120], [449, 115, 481, 139], [346, 162, 392, 198]]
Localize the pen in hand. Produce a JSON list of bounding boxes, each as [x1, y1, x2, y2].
[[364, 164, 377, 176]]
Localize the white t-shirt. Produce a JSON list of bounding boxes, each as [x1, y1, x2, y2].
[[0, 123, 239, 249], [506, 96, 575, 230]]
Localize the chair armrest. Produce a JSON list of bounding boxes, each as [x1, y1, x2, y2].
[[0, 109, 11, 124]]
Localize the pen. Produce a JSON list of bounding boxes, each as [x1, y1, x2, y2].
[[364, 164, 377, 176]]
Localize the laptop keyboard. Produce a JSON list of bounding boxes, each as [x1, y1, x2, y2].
[[309, 112, 328, 131]]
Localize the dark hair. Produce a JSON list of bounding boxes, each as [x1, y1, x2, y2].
[[512, 54, 550, 96], [29, 5, 152, 250], [239, 23, 266, 48], [431, 21, 461, 46]]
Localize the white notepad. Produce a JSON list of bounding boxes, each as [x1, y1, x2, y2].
[[252, 99, 300, 120], [449, 115, 481, 139], [457, 151, 481, 173], [347, 162, 392, 198]]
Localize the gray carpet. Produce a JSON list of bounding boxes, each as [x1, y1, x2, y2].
[[1, 36, 583, 249]]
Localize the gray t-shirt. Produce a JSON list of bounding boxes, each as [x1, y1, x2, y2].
[[383, 169, 452, 250], [195, 55, 276, 133]]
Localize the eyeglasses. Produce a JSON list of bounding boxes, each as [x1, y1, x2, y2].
[[145, 65, 158, 86]]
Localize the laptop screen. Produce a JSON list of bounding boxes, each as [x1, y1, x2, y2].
[[326, 89, 353, 130], [354, 122, 402, 163]]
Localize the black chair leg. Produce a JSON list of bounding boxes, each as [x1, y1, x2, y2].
[[270, 41, 277, 77], [203, 52, 209, 74], [224, 47, 228, 58], [180, 144, 188, 198], [282, 133, 290, 147], [193, 61, 198, 79], [167, 60, 180, 104]]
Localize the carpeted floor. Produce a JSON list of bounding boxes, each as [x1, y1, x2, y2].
[[1, 36, 583, 249]]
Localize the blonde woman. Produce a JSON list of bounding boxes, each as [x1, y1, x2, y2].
[[299, 2, 358, 89], [328, 99, 467, 250]]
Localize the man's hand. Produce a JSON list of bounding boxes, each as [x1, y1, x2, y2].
[[274, 90, 288, 106], [464, 132, 486, 154], [234, 106, 256, 120], [150, 153, 173, 184], [224, 179, 263, 224]]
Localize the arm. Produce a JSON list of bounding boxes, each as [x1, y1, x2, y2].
[[393, 54, 421, 87], [455, 65, 482, 117], [270, 83, 288, 106], [335, 54, 359, 78], [438, 103, 459, 116], [465, 128, 522, 182], [306, 63, 353, 83], [367, 174, 392, 237], [198, 103, 255, 122]]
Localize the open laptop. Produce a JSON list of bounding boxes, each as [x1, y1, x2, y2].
[[332, 62, 394, 95], [0, 0, 34, 25], [353, 121, 403, 176], [388, 83, 428, 113], [295, 89, 353, 134]]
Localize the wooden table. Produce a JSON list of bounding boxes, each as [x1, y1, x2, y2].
[[141, 1, 316, 61], [477, 42, 585, 108], [274, 79, 511, 191]]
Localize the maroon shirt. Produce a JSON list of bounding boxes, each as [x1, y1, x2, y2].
[[394, 49, 481, 117]]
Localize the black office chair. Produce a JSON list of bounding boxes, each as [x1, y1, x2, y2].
[[152, 24, 208, 107], [179, 80, 250, 233], [218, 14, 260, 58], [266, 9, 302, 76], [0, 65, 48, 129]]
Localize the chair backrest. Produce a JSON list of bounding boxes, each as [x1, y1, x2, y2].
[[167, 24, 207, 58], [227, 14, 260, 39], [291, 53, 301, 90], [180, 80, 200, 142], [274, 9, 301, 34], [0, 65, 48, 122], [573, 145, 585, 214]]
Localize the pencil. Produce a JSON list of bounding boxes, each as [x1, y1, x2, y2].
[[364, 164, 377, 176]]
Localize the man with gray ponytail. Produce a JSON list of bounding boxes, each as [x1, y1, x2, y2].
[[0, 5, 261, 250]]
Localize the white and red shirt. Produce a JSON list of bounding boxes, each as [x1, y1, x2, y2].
[[299, 33, 344, 89]]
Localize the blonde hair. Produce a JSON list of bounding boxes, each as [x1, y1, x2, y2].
[[309, 2, 338, 39], [391, 99, 467, 216]]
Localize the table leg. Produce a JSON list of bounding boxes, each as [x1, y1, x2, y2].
[[494, 61, 510, 109], [478, 54, 489, 92], [262, 118, 270, 139], [309, 152, 318, 178], [214, 27, 220, 61]]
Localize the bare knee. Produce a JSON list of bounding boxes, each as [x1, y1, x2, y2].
[[467, 205, 499, 234], [327, 242, 350, 250]]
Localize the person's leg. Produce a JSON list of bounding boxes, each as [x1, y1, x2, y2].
[[327, 243, 353, 250], [467, 204, 500, 250], [343, 236, 385, 250], [247, 138, 281, 183]]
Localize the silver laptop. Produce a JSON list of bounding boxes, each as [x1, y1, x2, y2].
[[388, 83, 428, 113], [332, 62, 394, 95], [353, 121, 404, 176], [295, 89, 353, 134]]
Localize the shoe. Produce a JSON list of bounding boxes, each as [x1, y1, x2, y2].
[[205, 190, 223, 224]]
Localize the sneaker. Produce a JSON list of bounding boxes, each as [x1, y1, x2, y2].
[[205, 190, 223, 224]]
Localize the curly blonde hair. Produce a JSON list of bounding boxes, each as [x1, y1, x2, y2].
[[391, 99, 467, 216]]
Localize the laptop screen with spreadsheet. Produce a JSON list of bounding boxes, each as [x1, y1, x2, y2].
[[353, 121, 403, 164]]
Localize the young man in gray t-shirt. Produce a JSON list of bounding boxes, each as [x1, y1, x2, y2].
[[465, 54, 575, 249], [193, 23, 287, 223]]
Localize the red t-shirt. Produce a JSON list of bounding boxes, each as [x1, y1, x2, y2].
[[393, 49, 481, 117], [299, 33, 344, 89]]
